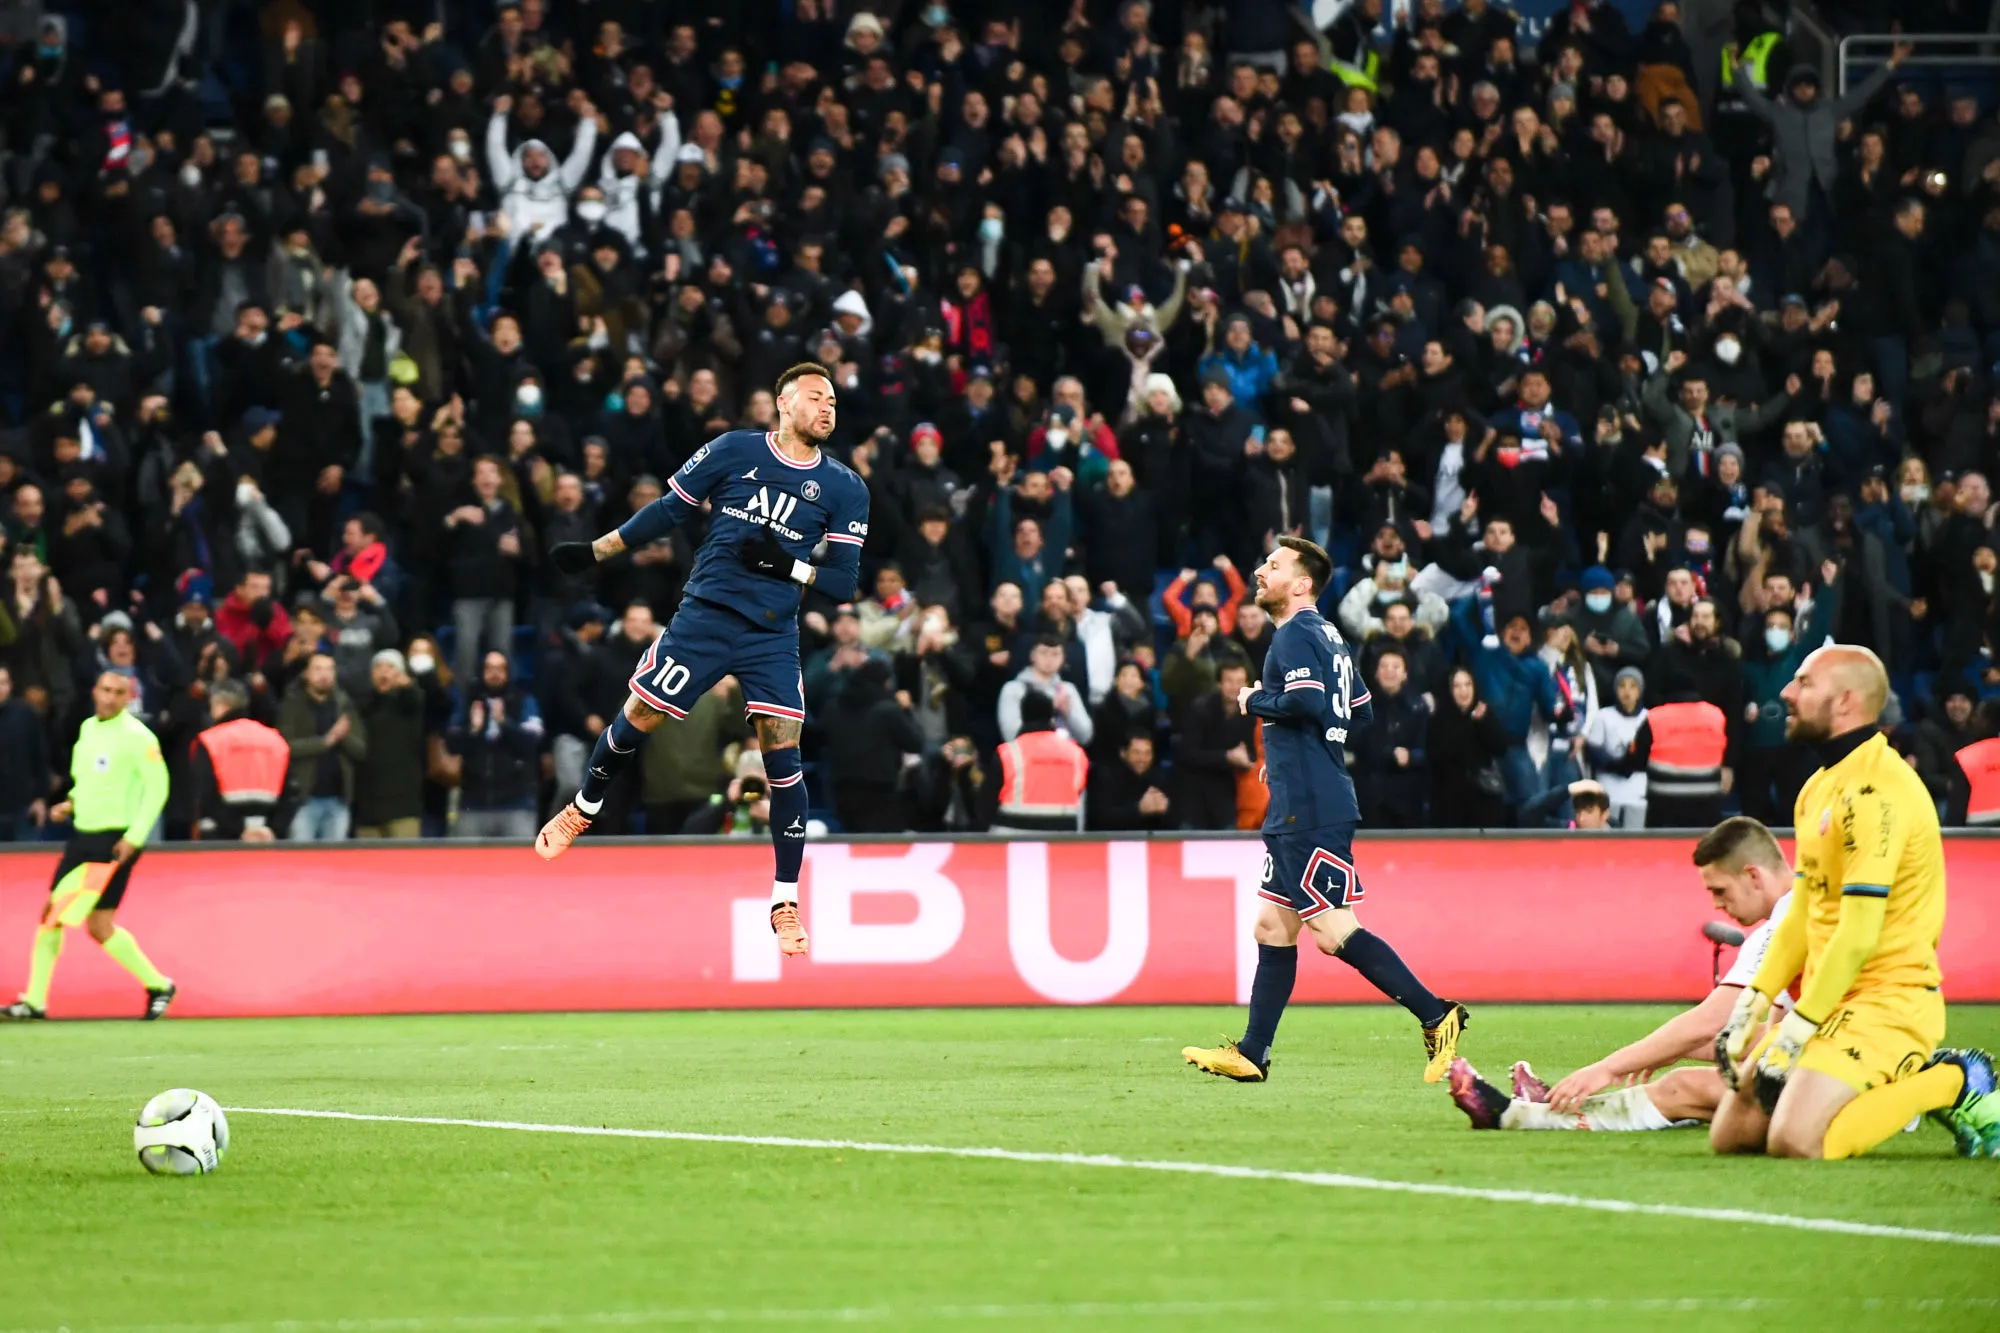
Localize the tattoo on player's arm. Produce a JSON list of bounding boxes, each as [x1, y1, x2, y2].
[[592, 532, 627, 561], [757, 716, 803, 750]]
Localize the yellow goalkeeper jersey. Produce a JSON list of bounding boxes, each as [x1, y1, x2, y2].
[[1791, 731, 1946, 998]]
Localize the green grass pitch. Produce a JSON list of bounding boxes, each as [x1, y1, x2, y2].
[[3, 1005, 1998, 1332]]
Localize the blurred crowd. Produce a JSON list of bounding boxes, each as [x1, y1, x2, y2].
[[2, 0, 1999, 841]]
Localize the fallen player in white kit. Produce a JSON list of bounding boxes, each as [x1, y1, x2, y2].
[[1449, 816, 1792, 1132]]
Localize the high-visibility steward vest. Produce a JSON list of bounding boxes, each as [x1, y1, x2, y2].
[[1722, 32, 1780, 91], [1645, 701, 1727, 798], [994, 730, 1089, 832], [196, 717, 291, 808], [1957, 737, 2000, 827]]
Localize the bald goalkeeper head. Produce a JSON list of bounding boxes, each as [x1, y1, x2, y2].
[[1779, 645, 1889, 743]]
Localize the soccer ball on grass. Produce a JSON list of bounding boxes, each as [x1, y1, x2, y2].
[[134, 1088, 229, 1175]]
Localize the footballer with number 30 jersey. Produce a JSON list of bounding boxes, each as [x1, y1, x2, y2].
[[1249, 602, 1370, 834], [1183, 537, 1470, 1087]]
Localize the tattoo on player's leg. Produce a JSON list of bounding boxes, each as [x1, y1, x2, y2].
[[624, 694, 669, 729], [756, 715, 803, 750]]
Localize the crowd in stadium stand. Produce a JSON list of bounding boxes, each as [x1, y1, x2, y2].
[[1, 0, 1998, 841]]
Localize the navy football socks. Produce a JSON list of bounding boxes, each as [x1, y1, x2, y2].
[[1238, 944, 1298, 1068], [763, 745, 808, 891], [577, 712, 646, 811], [1335, 929, 1447, 1027]]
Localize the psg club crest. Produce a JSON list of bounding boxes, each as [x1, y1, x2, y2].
[[802, 480, 821, 501]]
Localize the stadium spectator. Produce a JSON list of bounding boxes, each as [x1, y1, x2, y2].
[[1428, 667, 1511, 829], [1090, 732, 1176, 832], [0, 3, 1991, 839], [822, 658, 924, 832], [444, 456, 529, 689], [993, 691, 1088, 835], [639, 677, 751, 836], [277, 650, 366, 842], [1582, 664, 1648, 828], [1177, 660, 1258, 830], [188, 678, 293, 842], [353, 651, 426, 839], [446, 651, 544, 840], [1355, 648, 1433, 829], [1911, 679, 1980, 825], [0, 665, 50, 839], [998, 633, 1093, 746]]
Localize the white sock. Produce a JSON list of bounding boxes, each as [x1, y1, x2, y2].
[[1500, 1100, 1587, 1131], [574, 792, 603, 816], [771, 881, 798, 906], [1579, 1085, 1674, 1132]]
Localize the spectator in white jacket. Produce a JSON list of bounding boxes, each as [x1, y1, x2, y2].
[[486, 95, 599, 242], [998, 634, 1095, 745], [1583, 665, 1650, 828], [1339, 555, 1450, 643], [1063, 574, 1146, 704], [599, 128, 677, 256]]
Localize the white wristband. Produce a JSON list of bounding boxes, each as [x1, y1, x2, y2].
[[789, 559, 814, 586]]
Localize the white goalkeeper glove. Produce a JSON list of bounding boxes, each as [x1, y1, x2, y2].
[[1715, 988, 1772, 1090]]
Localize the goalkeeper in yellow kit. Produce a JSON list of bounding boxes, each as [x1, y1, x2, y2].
[[1710, 646, 1997, 1158], [3, 673, 176, 1021]]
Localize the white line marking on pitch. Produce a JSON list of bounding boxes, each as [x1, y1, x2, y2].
[[225, 1107, 2000, 1249], [10, 1297, 2000, 1333]]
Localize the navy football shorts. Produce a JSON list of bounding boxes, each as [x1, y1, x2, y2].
[[1258, 824, 1365, 919], [627, 597, 805, 726]]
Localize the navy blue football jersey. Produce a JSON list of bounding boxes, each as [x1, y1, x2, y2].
[[1247, 607, 1374, 834], [617, 430, 869, 628]]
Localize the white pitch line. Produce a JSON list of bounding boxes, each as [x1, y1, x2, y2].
[[225, 1107, 2000, 1249], [9, 1297, 2000, 1333]]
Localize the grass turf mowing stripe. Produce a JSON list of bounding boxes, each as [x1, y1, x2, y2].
[[226, 1107, 2000, 1250], [9, 1298, 2000, 1332]]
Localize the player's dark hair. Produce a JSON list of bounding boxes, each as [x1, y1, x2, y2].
[[1570, 787, 1610, 815], [1692, 816, 1786, 872], [775, 362, 831, 398], [1276, 535, 1332, 595]]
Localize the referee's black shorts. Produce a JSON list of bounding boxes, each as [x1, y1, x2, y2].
[[49, 831, 144, 911]]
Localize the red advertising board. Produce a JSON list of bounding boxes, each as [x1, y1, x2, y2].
[[3, 837, 1996, 1019]]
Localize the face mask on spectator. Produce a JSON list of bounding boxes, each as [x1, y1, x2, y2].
[[978, 217, 1003, 242], [1765, 626, 1791, 653], [180, 164, 202, 187], [367, 178, 395, 202], [408, 651, 436, 674], [577, 200, 607, 223], [449, 137, 472, 161], [925, 4, 949, 23], [1714, 337, 1741, 365], [1585, 591, 1613, 613], [1045, 425, 1069, 447], [1686, 538, 1709, 557], [1903, 484, 1929, 506]]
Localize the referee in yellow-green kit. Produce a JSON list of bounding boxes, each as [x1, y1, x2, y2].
[[5, 673, 176, 1020]]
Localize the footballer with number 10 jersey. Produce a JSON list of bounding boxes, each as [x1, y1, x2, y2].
[[613, 430, 870, 718]]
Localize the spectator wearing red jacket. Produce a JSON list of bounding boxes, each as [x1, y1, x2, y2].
[[1163, 556, 1248, 637], [212, 568, 290, 674]]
